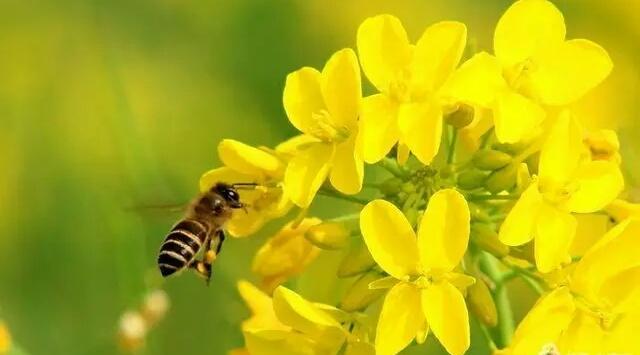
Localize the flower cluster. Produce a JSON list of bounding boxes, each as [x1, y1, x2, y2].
[[200, 0, 639, 354]]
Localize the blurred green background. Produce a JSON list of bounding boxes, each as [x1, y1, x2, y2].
[[0, 0, 638, 354]]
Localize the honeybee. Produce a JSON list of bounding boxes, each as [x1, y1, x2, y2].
[[157, 182, 250, 283]]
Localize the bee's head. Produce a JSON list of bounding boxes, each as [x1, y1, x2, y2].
[[213, 183, 243, 209]]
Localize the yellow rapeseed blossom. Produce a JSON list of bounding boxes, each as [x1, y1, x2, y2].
[[282, 48, 363, 207], [360, 189, 473, 355], [252, 218, 322, 292], [499, 112, 623, 272], [445, 0, 612, 143], [357, 14, 466, 164], [501, 218, 640, 354], [200, 139, 292, 237]]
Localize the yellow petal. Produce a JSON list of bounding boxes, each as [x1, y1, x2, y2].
[[494, 0, 566, 68], [538, 111, 582, 185], [272, 287, 345, 349], [507, 287, 575, 355], [321, 48, 361, 129], [359, 199, 420, 280], [559, 310, 610, 354], [532, 39, 613, 106], [418, 189, 470, 272], [573, 219, 640, 300], [226, 211, 268, 238], [494, 91, 545, 144], [534, 203, 576, 273], [243, 329, 318, 355], [565, 160, 623, 213], [329, 134, 364, 195], [218, 139, 283, 179], [357, 14, 412, 92], [398, 100, 443, 165], [359, 94, 400, 163], [284, 142, 334, 207], [345, 341, 375, 355], [237, 280, 287, 332], [411, 21, 467, 92], [421, 281, 470, 355], [569, 213, 610, 257], [376, 282, 424, 355], [275, 135, 321, 156], [499, 182, 543, 246], [442, 52, 507, 107], [283, 67, 325, 135], [597, 266, 640, 314]]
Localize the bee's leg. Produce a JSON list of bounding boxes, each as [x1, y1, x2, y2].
[[199, 230, 225, 284], [190, 237, 212, 283]]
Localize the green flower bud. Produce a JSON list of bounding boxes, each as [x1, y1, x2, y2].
[[457, 169, 488, 190], [337, 239, 376, 278], [467, 277, 498, 327], [472, 149, 512, 171], [471, 224, 510, 258], [485, 163, 518, 193], [491, 141, 528, 155], [401, 182, 416, 194], [445, 103, 475, 129], [305, 222, 350, 250], [379, 177, 402, 195], [339, 271, 385, 312]]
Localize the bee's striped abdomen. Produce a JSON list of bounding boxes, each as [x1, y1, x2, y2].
[[158, 219, 209, 277]]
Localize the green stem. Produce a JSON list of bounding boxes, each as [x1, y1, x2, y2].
[[318, 188, 369, 205], [447, 128, 458, 164], [479, 253, 514, 349], [380, 157, 406, 178]]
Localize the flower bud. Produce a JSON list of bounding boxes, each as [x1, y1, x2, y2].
[[491, 141, 527, 155], [445, 103, 474, 129], [118, 311, 147, 352], [471, 224, 510, 258], [485, 163, 518, 194], [379, 177, 402, 195], [472, 149, 512, 171], [340, 271, 385, 312], [337, 239, 376, 278], [0, 321, 10, 354], [305, 222, 350, 250], [467, 278, 497, 327], [457, 169, 488, 190]]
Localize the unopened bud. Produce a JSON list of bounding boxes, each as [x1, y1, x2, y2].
[[457, 170, 488, 190], [305, 222, 350, 250], [141, 290, 170, 326], [445, 103, 474, 129], [340, 272, 385, 312], [467, 278, 498, 327], [472, 149, 512, 171], [379, 177, 402, 195], [491, 141, 527, 155], [471, 224, 509, 258], [401, 182, 416, 194], [485, 163, 518, 194], [118, 311, 147, 352], [515, 163, 531, 193], [337, 239, 376, 278]]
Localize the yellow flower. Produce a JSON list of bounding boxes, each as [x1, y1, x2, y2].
[[499, 112, 623, 272], [242, 286, 349, 355], [445, 0, 612, 143], [0, 321, 10, 354], [357, 14, 467, 165], [360, 189, 473, 355], [282, 48, 363, 207], [252, 218, 322, 292], [501, 218, 640, 354], [200, 139, 292, 237], [605, 199, 640, 223]]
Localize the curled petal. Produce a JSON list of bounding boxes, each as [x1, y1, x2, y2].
[[494, 91, 545, 144], [360, 199, 420, 279], [421, 281, 470, 355], [566, 160, 623, 213], [376, 282, 424, 355], [534, 204, 576, 273], [284, 142, 334, 207], [398, 100, 443, 165], [499, 182, 543, 246], [359, 94, 400, 164], [218, 139, 283, 179], [321, 48, 362, 129], [418, 189, 470, 271], [357, 14, 412, 92], [283, 67, 325, 135], [329, 134, 364, 195], [412, 21, 467, 92], [532, 39, 613, 106], [494, 0, 566, 67]]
